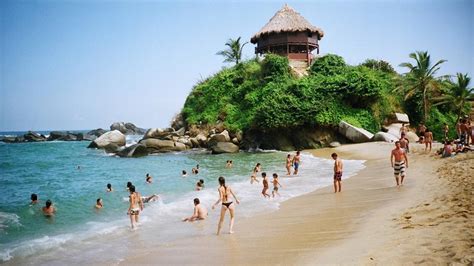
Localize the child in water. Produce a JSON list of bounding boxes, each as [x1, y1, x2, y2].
[[272, 173, 282, 198], [196, 179, 205, 191], [250, 163, 261, 184], [261, 172, 270, 198]]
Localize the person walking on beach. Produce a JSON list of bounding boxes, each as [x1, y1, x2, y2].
[[182, 198, 208, 222], [292, 151, 301, 175], [250, 163, 261, 184], [42, 199, 55, 216], [332, 153, 343, 193], [418, 123, 427, 143], [261, 172, 270, 198], [127, 185, 144, 229], [424, 129, 433, 151], [391, 141, 409, 187], [399, 133, 410, 153], [272, 173, 282, 198], [212, 176, 240, 235], [285, 154, 292, 175]]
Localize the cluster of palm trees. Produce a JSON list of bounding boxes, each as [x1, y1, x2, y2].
[[397, 51, 473, 124]]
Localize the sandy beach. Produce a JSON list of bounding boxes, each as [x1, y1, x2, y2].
[[121, 142, 473, 265]]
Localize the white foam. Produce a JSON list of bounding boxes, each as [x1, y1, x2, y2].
[[0, 212, 22, 233]]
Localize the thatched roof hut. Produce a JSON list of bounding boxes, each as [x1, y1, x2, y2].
[[250, 4, 324, 66]]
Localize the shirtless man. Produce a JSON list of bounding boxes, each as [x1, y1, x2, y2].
[[42, 200, 55, 216], [292, 151, 301, 175], [332, 153, 343, 193], [182, 198, 208, 222], [261, 172, 270, 198], [418, 123, 427, 143], [391, 141, 409, 187], [399, 133, 410, 153], [460, 119, 469, 145], [399, 123, 408, 137], [424, 129, 433, 151]]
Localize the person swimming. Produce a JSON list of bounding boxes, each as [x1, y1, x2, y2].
[[196, 179, 205, 191], [126, 181, 132, 191], [42, 199, 55, 216], [106, 183, 113, 192], [146, 173, 153, 184], [30, 193, 38, 205], [95, 198, 103, 209], [182, 170, 188, 177]]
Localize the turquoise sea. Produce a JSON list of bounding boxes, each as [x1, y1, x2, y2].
[[0, 132, 365, 264]]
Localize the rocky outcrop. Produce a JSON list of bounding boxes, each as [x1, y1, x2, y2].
[[24, 131, 47, 142], [47, 131, 84, 141], [144, 128, 174, 139], [373, 132, 399, 143], [338, 121, 374, 143], [88, 130, 126, 149], [387, 113, 410, 124], [110, 122, 145, 135], [116, 144, 149, 157], [87, 128, 108, 137], [210, 142, 239, 154]]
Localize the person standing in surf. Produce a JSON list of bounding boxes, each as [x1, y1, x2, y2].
[[292, 151, 301, 175], [212, 176, 240, 235], [127, 185, 144, 229], [285, 154, 292, 176]]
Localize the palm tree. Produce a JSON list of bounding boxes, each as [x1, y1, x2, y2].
[[433, 73, 474, 123], [397, 51, 447, 123], [216, 37, 248, 65]]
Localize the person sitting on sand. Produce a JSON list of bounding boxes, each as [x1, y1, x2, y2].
[[146, 173, 153, 184], [30, 193, 38, 205], [127, 185, 144, 229], [261, 172, 270, 198], [196, 179, 205, 191], [332, 153, 343, 193], [95, 198, 103, 209], [250, 163, 261, 184], [441, 140, 454, 158], [391, 141, 409, 187], [42, 199, 55, 216], [106, 183, 113, 192], [292, 151, 301, 175], [182, 170, 188, 177], [182, 198, 208, 222], [212, 176, 240, 235], [285, 154, 292, 176], [272, 173, 282, 198], [424, 129, 433, 152], [399, 133, 410, 153]]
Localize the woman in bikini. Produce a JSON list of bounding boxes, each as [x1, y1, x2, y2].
[[285, 154, 292, 175], [212, 176, 240, 235], [250, 163, 261, 184], [127, 185, 144, 229]]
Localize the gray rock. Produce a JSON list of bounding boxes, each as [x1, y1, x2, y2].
[[232, 137, 239, 145], [175, 127, 185, 136], [373, 132, 398, 143], [389, 113, 410, 124], [116, 144, 148, 157], [24, 131, 47, 142], [338, 121, 374, 143], [177, 138, 192, 147], [48, 131, 67, 140], [88, 130, 126, 149], [190, 137, 200, 147], [110, 122, 145, 135], [329, 141, 341, 147], [140, 138, 175, 152], [208, 134, 227, 146], [173, 142, 187, 151], [143, 128, 172, 139], [87, 128, 107, 137], [196, 134, 207, 146], [405, 132, 419, 143], [220, 130, 231, 142], [210, 142, 240, 154]]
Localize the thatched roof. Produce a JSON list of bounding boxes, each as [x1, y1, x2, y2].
[[251, 4, 324, 43]]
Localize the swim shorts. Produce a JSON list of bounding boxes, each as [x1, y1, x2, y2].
[[294, 162, 299, 170], [334, 171, 342, 181], [393, 161, 406, 177]]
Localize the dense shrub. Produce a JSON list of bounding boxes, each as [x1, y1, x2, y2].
[[310, 54, 346, 76]]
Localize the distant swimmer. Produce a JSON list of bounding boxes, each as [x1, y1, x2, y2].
[[212, 176, 240, 235], [261, 172, 270, 198], [182, 198, 208, 222], [332, 153, 343, 193], [192, 167, 199, 175], [285, 154, 292, 175], [250, 163, 261, 184], [106, 183, 113, 192], [182, 170, 188, 177], [272, 173, 282, 198], [225, 160, 233, 169], [292, 151, 301, 175], [77, 165, 81, 170], [146, 173, 153, 184], [391, 141, 409, 187], [30, 193, 39, 205], [95, 198, 103, 209], [126, 181, 132, 191], [127, 185, 144, 229], [42, 200, 55, 216], [196, 179, 205, 191]]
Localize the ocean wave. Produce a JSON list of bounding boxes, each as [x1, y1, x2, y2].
[[0, 212, 22, 233]]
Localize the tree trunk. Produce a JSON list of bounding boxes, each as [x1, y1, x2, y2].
[[423, 88, 428, 123]]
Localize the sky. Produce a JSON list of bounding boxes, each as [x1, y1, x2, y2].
[[0, 0, 472, 131]]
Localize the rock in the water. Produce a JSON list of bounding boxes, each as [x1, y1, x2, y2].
[[88, 130, 126, 149], [210, 142, 239, 154], [103, 143, 120, 153], [196, 134, 207, 146], [116, 144, 148, 157], [48, 131, 67, 140], [373, 132, 398, 143], [143, 128, 172, 139], [110, 122, 145, 135], [174, 142, 187, 151], [338, 121, 374, 143], [87, 128, 108, 137], [329, 141, 341, 147], [140, 138, 175, 152], [24, 131, 47, 142]]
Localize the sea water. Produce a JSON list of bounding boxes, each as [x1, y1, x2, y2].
[[0, 133, 365, 264]]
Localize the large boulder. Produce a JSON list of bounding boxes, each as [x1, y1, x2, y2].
[[24, 131, 47, 142], [116, 144, 149, 157], [143, 128, 174, 139], [387, 113, 410, 124], [173, 142, 187, 151], [210, 142, 240, 154], [87, 130, 126, 149], [177, 138, 192, 147], [140, 138, 175, 152], [175, 127, 185, 137], [190, 137, 199, 147], [373, 132, 399, 143], [196, 134, 207, 146], [208, 134, 228, 146], [338, 121, 374, 143], [103, 143, 120, 153], [110, 122, 145, 135], [87, 128, 107, 137], [405, 132, 419, 143], [48, 131, 67, 141]]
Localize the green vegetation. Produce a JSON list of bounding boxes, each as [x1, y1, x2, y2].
[[183, 47, 472, 142], [183, 54, 398, 134], [216, 37, 248, 65]]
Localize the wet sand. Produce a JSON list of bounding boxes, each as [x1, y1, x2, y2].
[[121, 142, 473, 265]]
